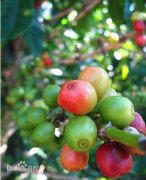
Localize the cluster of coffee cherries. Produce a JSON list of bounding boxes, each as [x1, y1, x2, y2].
[[16, 84, 61, 153], [58, 66, 146, 178], [132, 18, 146, 47], [16, 66, 146, 178]]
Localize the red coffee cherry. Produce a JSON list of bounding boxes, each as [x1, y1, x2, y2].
[[43, 58, 53, 67], [3, 70, 12, 78], [96, 142, 133, 178], [60, 145, 89, 171], [42, 53, 53, 67], [130, 112, 146, 134], [133, 20, 145, 32], [58, 80, 97, 115], [34, 0, 45, 9], [134, 33, 146, 47]]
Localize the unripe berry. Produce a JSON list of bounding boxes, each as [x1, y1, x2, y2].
[[78, 66, 110, 99], [64, 116, 97, 152], [32, 122, 55, 144], [43, 85, 60, 108], [99, 96, 135, 128], [60, 145, 89, 171], [102, 88, 118, 100], [96, 142, 133, 178], [28, 107, 47, 126], [17, 114, 34, 130], [107, 33, 119, 43]]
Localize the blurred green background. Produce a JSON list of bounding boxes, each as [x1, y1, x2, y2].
[[1, 0, 146, 180]]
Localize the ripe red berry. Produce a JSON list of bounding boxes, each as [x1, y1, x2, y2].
[[130, 112, 146, 134], [42, 53, 53, 67], [34, 0, 45, 9], [43, 58, 53, 67], [58, 80, 97, 115], [60, 145, 89, 171], [96, 142, 133, 178], [133, 20, 145, 32], [134, 33, 146, 47], [4, 70, 12, 78]]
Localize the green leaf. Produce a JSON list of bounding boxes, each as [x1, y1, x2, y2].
[[23, 20, 45, 57], [132, 0, 146, 11], [108, 0, 125, 26], [11, 0, 34, 39], [1, 0, 19, 44]]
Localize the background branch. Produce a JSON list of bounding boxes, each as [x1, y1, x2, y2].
[[1, 170, 86, 180], [76, 0, 100, 20], [59, 31, 136, 65], [44, 0, 100, 24], [44, 8, 72, 23]]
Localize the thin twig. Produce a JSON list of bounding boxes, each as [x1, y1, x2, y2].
[[59, 31, 136, 65], [44, 8, 72, 23], [44, 0, 100, 24], [76, 0, 100, 20], [1, 168, 86, 180]]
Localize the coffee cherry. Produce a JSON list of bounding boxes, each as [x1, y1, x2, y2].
[[134, 33, 146, 47], [45, 138, 60, 153], [9, 87, 25, 99], [131, 12, 146, 22], [4, 70, 12, 78], [17, 114, 34, 130], [99, 96, 135, 128], [20, 130, 33, 138], [42, 53, 53, 67], [96, 142, 133, 178], [60, 145, 89, 171], [102, 88, 118, 100], [130, 112, 146, 134], [58, 80, 97, 115], [133, 20, 145, 32], [64, 116, 97, 152], [78, 66, 110, 99], [43, 58, 53, 67], [32, 99, 48, 110], [28, 135, 44, 147], [32, 122, 55, 144], [34, 0, 45, 9], [43, 85, 60, 108], [6, 96, 17, 104], [24, 89, 36, 101], [107, 33, 119, 43], [28, 107, 47, 126]]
